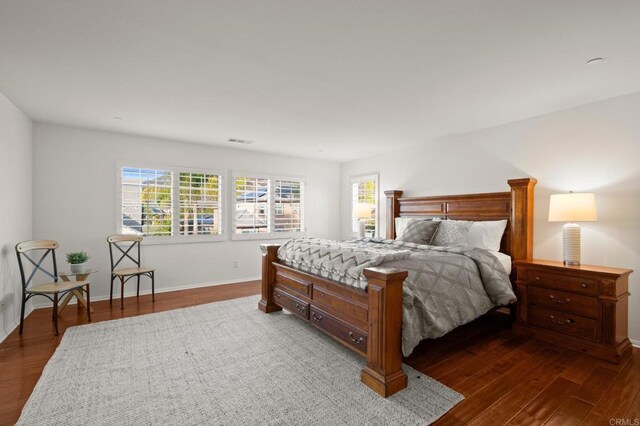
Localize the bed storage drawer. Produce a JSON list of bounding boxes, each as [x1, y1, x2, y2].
[[275, 267, 311, 298], [309, 306, 368, 354], [273, 288, 309, 320], [528, 286, 597, 318], [529, 307, 598, 341], [311, 281, 368, 331]]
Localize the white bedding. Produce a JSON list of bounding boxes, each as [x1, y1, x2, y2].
[[490, 251, 512, 275]]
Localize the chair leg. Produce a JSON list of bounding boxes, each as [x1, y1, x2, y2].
[[86, 285, 91, 322], [120, 276, 125, 310], [151, 272, 155, 302], [19, 294, 26, 335], [136, 275, 140, 298], [110, 275, 114, 305], [53, 293, 59, 336]]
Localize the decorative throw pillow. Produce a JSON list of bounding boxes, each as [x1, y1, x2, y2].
[[397, 220, 441, 245], [467, 220, 508, 252], [395, 217, 428, 239], [431, 220, 473, 246]]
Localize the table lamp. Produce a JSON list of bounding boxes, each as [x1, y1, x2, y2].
[[354, 203, 373, 238], [548, 192, 597, 265]]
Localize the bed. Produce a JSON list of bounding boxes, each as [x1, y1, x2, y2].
[[258, 178, 537, 397]]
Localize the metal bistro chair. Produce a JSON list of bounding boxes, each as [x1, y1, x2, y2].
[[16, 240, 91, 336], [108, 235, 155, 309]]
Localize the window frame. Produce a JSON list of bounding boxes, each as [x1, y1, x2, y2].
[[116, 162, 226, 244], [231, 171, 306, 241], [350, 173, 379, 238]]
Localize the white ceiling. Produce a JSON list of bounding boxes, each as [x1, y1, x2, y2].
[[1, 1, 640, 162]]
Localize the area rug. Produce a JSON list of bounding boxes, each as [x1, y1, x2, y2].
[[18, 295, 463, 425]]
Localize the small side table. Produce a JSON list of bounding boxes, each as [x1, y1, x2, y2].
[[58, 269, 98, 314]]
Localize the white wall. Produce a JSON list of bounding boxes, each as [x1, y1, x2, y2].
[[340, 91, 640, 343], [0, 93, 33, 341], [33, 123, 340, 304]]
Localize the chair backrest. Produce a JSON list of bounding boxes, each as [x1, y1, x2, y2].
[[107, 234, 143, 272], [15, 240, 59, 291]]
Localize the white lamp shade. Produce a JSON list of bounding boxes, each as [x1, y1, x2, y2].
[[353, 203, 373, 219], [548, 193, 597, 222]]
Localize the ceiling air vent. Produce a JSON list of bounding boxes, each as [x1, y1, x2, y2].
[[228, 138, 254, 145]]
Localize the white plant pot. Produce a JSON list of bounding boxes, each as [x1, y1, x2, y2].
[[70, 262, 87, 274]]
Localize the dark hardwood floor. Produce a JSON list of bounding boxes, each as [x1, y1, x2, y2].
[[0, 281, 637, 425]]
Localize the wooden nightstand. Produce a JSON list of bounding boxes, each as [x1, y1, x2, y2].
[[513, 259, 633, 363]]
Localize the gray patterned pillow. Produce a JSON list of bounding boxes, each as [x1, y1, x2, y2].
[[394, 217, 414, 239], [431, 220, 473, 246], [397, 220, 441, 245]]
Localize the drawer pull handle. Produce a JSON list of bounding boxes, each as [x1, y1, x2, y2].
[[348, 332, 364, 344], [535, 276, 541, 281], [295, 303, 306, 313], [549, 295, 571, 304], [580, 283, 588, 288], [549, 315, 575, 325], [311, 312, 323, 322]]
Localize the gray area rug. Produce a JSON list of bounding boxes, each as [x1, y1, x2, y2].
[[19, 295, 463, 425]]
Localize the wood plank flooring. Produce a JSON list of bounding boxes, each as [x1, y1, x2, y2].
[[0, 281, 637, 425]]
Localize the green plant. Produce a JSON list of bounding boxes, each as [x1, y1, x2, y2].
[[66, 251, 89, 264]]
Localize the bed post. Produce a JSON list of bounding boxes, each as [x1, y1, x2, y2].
[[361, 267, 408, 397], [507, 178, 537, 261], [507, 178, 537, 322], [258, 244, 282, 313], [384, 190, 403, 239]]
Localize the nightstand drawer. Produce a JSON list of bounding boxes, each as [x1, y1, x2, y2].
[[529, 307, 597, 341], [529, 286, 597, 318], [527, 271, 597, 296]]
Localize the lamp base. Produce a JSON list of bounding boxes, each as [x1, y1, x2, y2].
[[562, 223, 581, 266], [358, 220, 366, 239]]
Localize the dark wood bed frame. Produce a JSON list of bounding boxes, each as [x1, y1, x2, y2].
[[259, 178, 537, 397]]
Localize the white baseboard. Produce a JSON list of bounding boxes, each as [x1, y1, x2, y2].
[[631, 339, 640, 349], [31, 276, 261, 309], [0, 304, 35, 345]]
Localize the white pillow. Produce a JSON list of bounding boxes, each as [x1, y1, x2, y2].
[[466, 220, 507, 252], [490, 250, 512, 274]]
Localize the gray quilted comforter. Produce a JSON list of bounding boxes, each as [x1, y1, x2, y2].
[[277, 237, 516, 356]]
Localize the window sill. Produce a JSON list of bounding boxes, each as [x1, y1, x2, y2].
[[231, 231, 307, 241], [136, 232, 307, 245], [141, 235, 226, 245]]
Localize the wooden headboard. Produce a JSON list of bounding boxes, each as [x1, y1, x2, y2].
[[384, 178, 537, 260]]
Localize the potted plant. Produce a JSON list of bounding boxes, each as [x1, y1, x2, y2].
[[66, 251, 90, 274]]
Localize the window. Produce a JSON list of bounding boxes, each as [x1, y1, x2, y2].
[[234, 176, 269, 234], [179, 172, 222, 236], [119, 165, 223, 241], [274, 179, 303, 233], [233, 173, 305, 239], [121, 168, 173, 237], [351, 174, 378, 237]]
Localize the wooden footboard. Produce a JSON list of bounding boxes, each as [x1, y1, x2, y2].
[[258, 244, 408, 397]]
